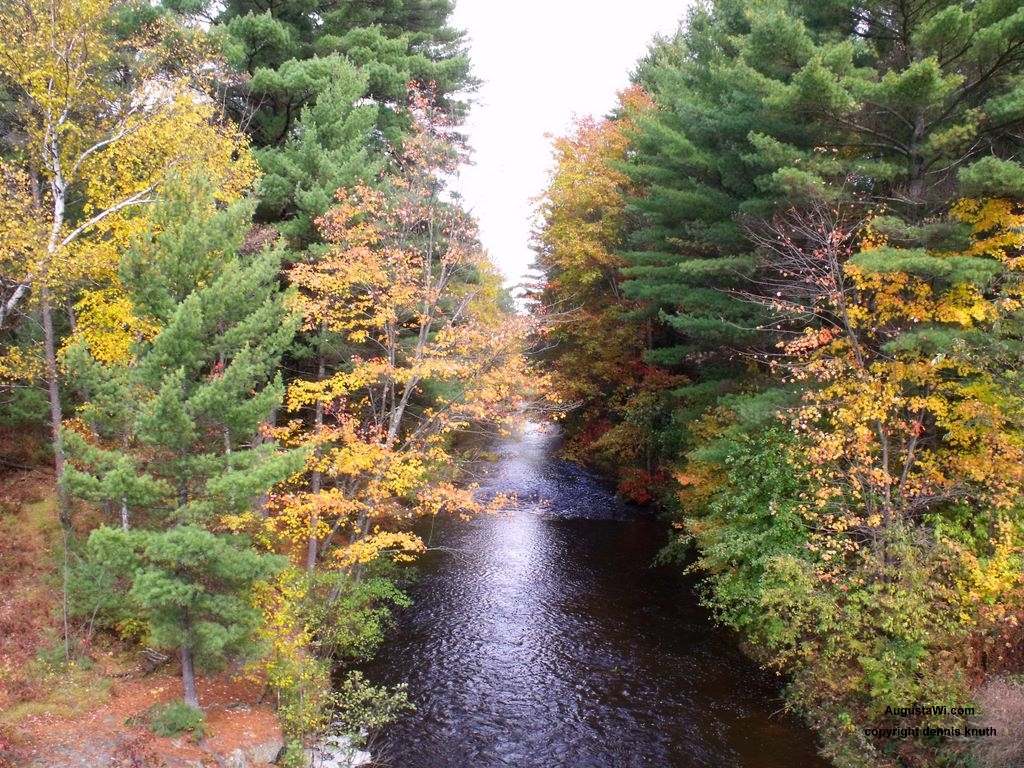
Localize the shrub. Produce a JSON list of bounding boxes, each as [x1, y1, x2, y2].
[[277, 740, 308, 768], [254, 566, 413, 744], [147, 700, 206, 739], [333, 671, 413, 741]]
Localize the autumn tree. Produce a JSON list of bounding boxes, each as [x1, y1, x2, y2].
[[0, 0, 257, 511], [537, 1, 1024, 765], [241, 93, 531, 579], [533, 87, 679, 498], [684, 195, 1024, 768]]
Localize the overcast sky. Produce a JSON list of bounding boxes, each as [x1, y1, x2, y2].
[[450, 1, 690, 288]]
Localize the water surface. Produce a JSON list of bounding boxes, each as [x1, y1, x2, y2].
[[364, 422, 826, 768]]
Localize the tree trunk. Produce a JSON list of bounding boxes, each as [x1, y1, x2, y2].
[[180, 644, 199, 708], [41, 287, 68, 519], [306, 351, 325, 572], [252, 407, 277, 519]]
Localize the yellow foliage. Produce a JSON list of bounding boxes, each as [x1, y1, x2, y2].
[[951, 198, 1024, 269], [784, 200, 1024, 578], [0, 343, 43, 383], [58, 92, 260, 293], [333, 530, 426, 567], [65, 287, 159, 364], [262, 102, 544, 577], [250, 569, 333, 739], [0, 163, 46, 289], [0, 0, 116, 165], [0, 0, 258, 377]]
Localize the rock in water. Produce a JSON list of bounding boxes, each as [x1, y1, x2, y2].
[[306, 732, 371, 768]]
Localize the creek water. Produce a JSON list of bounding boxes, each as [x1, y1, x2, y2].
[[362, 421, 828, 768]]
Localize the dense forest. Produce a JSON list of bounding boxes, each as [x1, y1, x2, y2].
[[0, 0, 536, 764], [534, 1, 1024, 767]]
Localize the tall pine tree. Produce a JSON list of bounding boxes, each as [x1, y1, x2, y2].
[[622, 0, 1024, 424], [164, 0, 475, 248], [64, 177, 303, 705]]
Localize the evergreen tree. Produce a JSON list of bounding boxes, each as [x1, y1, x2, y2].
[[165, 0, 474, 247], [64, 178, 303, 528], [621, 0, 1024, 423], [63, 178, 304, 704], [86, 524, 284, 708], [213, 0, 471, 143], [256, 74, 382, 245]]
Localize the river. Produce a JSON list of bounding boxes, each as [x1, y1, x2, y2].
[[362, 421, 828, 768]]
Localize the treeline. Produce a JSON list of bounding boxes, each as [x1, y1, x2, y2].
[[535, 2, 1024, 767], [0, 0, 532, 759]]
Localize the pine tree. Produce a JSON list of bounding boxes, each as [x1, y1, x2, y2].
[[64, 178, 304, 704], [213, 0, 472, 144], [255, 74, 382, 245], [86, 524, 284, 709], [65, 178, 303, 527], [621, 0, 1024, 414], [163, 0, 475, 248]]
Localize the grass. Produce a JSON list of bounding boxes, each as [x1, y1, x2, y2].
[[0, 477, 104, 734], [147, 700, 206, 739], [0, 660, 112, 727]]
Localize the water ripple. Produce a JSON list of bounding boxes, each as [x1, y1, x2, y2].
[[362, 422, 827, 768]]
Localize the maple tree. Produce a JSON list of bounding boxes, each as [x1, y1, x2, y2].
[[232, 93, 532, 577], [206, 91, 537, 754], [744, 199, 1024, 551]]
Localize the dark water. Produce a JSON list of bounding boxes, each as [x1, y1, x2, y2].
[[363, 422, 828, 768]]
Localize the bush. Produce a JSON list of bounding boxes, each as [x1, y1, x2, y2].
[[679, 428, 993, 767], [333, 671, 413, 742], [276, 740, 308, 768], [255, 566, 413, 744], [147, 700, 206, 739]]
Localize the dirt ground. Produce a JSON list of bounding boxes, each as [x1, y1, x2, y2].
[[0, 465, 284, 768], [7, 670, 282, 768]]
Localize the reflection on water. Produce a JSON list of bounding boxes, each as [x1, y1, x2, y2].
[[362, 422, 827, 768]]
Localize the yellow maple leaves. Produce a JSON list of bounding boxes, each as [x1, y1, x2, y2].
[[787, 199, 1024, 576], [252, 96, 541, 576], [334, 530, 426, 567]]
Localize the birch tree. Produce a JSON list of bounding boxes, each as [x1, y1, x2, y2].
[[0, 0, 257, 507]]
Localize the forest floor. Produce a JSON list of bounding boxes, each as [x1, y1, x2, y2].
[[0, 459, 285, 768]]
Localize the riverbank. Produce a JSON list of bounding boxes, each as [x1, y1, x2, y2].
[[8, 668, 284, 768]]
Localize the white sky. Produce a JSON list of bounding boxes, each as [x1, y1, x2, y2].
[[450, 1, 689, 289]]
